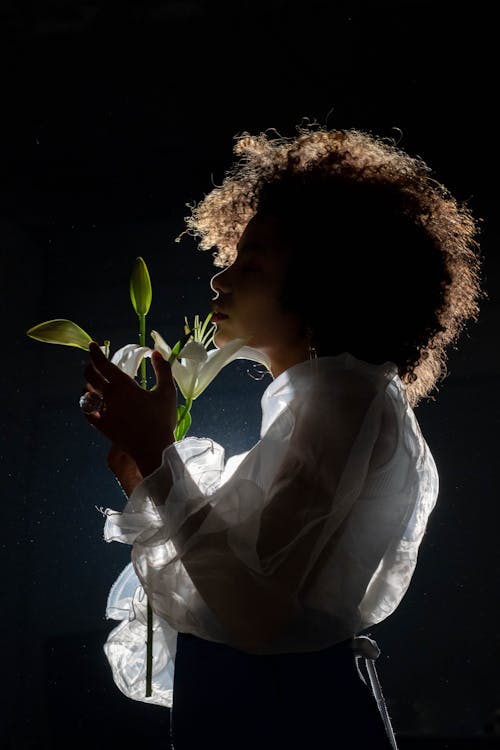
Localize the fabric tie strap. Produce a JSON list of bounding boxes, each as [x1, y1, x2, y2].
[[351, 635, 399, 749]]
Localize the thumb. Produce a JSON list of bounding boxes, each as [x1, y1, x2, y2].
[[151, 350, 176, 394]]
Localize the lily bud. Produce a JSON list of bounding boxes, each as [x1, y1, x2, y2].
[[130, 256, 152, 316]]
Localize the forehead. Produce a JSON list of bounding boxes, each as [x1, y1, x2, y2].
[[236, 213, 289, 256]]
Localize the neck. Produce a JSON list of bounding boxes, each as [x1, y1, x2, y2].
[[268, 342, 310, 379]]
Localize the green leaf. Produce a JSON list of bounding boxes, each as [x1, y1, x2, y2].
[[174, 405, 192, 441], [130, 256, 152, 316], [26, 319, 93, 350]]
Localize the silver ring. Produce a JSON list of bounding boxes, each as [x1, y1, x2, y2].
[[79, 391, 104, 415]]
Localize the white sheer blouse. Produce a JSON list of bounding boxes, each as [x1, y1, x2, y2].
[[101, 353, 439, 707]]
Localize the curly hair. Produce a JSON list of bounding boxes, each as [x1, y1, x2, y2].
[[178, 124, 484, 406]]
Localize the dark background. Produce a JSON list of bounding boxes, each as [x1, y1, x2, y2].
[[1, 1, 499, 748]]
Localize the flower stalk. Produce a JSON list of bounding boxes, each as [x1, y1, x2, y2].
[[130, 256, 155, 696], [26, 254, 271, 704]]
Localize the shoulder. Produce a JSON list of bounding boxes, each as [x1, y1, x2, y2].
[[292, 353, 398, 417], [260, 353, 400, 441]]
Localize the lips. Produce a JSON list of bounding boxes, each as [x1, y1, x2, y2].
[[212, 311, 229, 323]]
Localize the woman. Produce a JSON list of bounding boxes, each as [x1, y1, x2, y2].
[[82, 125, 483, 748]]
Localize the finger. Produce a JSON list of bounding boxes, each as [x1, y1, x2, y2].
[[82, 410, 102, 427], [81, 383, 101, 396], [84, 360, 108, 391], [89, 341, 130, 384], [151, 350, 176, 394]]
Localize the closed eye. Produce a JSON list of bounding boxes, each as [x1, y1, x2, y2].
[[234, 258, 260, 273]]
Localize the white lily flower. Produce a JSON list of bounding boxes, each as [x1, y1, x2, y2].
[[111, 332, 271, 401], [153, 331, 270, 400]]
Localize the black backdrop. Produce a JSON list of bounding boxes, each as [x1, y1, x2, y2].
[[2, 2, 500, 748]]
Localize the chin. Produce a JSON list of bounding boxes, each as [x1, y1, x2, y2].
[[213, 329, 230, 349], [214, 323, 248, 349]]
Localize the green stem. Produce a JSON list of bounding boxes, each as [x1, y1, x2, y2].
[[175, 397, 193, 441], [178, 397, 193, 422], [137, 312, 153, 698], [146, 595, 153, 697], [139, 314, 147, 388]]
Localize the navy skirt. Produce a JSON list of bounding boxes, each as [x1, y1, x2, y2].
[[170, 631, 395, 749]]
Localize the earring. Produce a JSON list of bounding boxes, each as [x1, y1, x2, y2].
[[306, 328, 318, 361]]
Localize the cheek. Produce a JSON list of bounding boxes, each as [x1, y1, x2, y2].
[[250, 299, 294, 341], [248, 293, 282, 321], [277, 272, 301, 315]]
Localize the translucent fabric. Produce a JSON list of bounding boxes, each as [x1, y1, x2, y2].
[[101, 353, 439, 706]]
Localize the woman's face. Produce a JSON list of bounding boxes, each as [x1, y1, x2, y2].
[[210, 213, 308, 377]]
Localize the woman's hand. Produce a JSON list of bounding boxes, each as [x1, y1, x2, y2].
[[82, 342, 178, 476]]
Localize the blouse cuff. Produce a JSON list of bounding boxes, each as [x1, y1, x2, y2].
[[104, 561, 177, 707], [102, 436, 226, 547]]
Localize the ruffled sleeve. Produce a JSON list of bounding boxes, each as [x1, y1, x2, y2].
[[101, 353, 438, 706]]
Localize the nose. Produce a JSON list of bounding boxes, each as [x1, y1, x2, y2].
[[210, 268, 230, 295]]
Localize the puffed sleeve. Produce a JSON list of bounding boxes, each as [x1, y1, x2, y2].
[[101, 354, 438, 703]]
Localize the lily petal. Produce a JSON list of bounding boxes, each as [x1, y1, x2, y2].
[[190, 338, 249, 398], [111, 344, 152, 377], [232, 345, 272, 372], [150, 330, 172, 360], [171, 359, 197, 400], [178, 340, 208, 365]]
